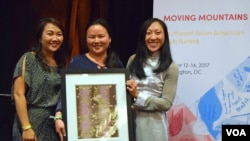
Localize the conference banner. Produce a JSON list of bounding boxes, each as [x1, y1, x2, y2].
[[153, 0, 250, 140]]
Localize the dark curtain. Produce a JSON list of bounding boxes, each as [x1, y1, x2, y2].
[[0, 1, 152, 140], [107, 0, 153, 64], [1, 0, 152, 94]]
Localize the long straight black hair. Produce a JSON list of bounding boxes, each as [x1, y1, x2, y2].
[[129, 18, 173, 79]]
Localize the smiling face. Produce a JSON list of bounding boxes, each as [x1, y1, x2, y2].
[[145, 21, 165, 54], [86, 24, 111, 56], [39, 23, 63, 54]]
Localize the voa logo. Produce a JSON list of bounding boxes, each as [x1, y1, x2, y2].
[[226, 129, 246, 136]]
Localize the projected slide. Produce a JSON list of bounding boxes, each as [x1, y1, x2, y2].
[[154, 0, 250, 140]]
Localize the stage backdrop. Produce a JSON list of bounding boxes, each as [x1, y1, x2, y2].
[[153, 0, 250, 140]]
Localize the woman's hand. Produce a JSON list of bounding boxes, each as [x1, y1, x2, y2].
[[22, 128, 37, 141], [55, 119, 66, 141], [126, 80, 138, 98]]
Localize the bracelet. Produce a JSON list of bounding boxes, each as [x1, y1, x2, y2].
[[49, 114, 63, 121], [54, 114, 62, 120], [22, 124, 32, 131]]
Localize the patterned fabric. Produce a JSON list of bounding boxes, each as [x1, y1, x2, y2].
[[12, 52, 60, 141]]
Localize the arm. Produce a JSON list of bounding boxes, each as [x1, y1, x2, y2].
[[134, 62, 179, 111], [13, 76, 36, 140], [55, 111, 66, 141], [55, 97, 66, 141]]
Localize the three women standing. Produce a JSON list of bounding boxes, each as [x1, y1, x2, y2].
[[12, 16, 178, 141]]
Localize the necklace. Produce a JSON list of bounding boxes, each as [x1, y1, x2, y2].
[[86, 53, 106, 68]]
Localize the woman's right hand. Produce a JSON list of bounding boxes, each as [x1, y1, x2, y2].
[[22, 128, 37, 141]]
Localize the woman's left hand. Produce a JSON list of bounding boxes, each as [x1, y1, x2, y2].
[[55, 119, 66, 141], [126, 80, 138, 98]]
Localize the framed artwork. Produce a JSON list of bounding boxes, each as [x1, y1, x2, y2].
[[61, 68, 135, 141]]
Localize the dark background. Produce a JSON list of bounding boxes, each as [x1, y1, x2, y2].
[[0, 0, 153, 140]]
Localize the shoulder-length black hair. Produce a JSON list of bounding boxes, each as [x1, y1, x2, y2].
[[129, 18, 173, 79], [30, 17, 67, 71], [85, 18, 123, 68]]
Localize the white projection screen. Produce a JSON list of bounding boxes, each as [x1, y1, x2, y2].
[[153, 0, 250, 141]]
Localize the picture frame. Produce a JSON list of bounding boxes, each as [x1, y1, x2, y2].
[[61, 68, 135, 141]]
